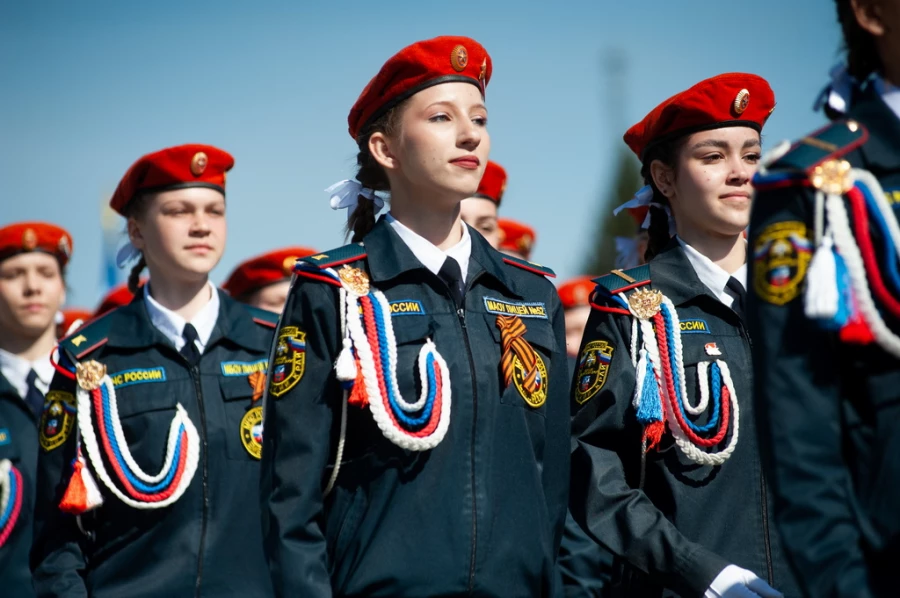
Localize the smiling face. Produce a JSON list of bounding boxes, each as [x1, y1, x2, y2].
[[128, 187, 227, 285], [653, 126, 761, 239], [370, 81, 490, 208], [0, 252, 66, 341]]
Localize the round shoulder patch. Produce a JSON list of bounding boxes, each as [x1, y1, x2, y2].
[[514, 352, 548, 408], [574, 340, 615, 404], [240, 406, 263, 459], [40, 391, 77, 452], [752, 221, 813, 305]]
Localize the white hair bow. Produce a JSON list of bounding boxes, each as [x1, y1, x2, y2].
[[326, 180, 387, 221], [814, 62, 856, 116]]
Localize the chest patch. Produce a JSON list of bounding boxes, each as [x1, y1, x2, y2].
[[388, 300, 426, 316], [0, 428, 9, 446], [679, 319, 711, 334], [483, 297, 548, 319], [110, 367, 167, 388], [221, 359, 268, 377]]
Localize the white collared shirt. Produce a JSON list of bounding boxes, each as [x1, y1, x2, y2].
[[144, 281, 220, 353], [677, 237, 747, 308], [385, 213, 472, 282], [0, 347, 54, 399], [876, 76, 900, 123]]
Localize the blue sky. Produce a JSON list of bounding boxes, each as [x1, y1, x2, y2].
[[0, 0, 841, 309]]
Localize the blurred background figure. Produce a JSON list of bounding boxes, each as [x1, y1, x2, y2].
[[222, 246, 317, 313], [93, 281, 139, 318], [57, 307, 92, 338], [557, 275, 597, 359], [0, 221, 72, 597], [460, 160, 506, 248], [497, 218, 536, 260]]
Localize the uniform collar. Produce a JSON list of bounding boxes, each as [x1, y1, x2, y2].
[[385, 213, 472, 282], [144, 281, 219, 352], [104, 286, 267, 353], [363, 217, 521, 297], [648, 238, 724, 307], [0, 346, 53, 399], [849, 82, 900, 172], [676, 236, 746, 307]]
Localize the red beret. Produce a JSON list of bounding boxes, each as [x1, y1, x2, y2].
[[624, 73, 775, 160], [109, 144, 234, 215], [59, 308, 93, 337], [557, 276, 597, 310], [94, 282, 139, 317], [498, 218, 536, 260], [222, 246, 317, 298], [474, 161, 507, 204], [348, 36, 492, 139], [0, 222, 73, 266]]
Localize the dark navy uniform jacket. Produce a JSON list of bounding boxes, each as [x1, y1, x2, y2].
[[31, 291, 277, 597], [0, 374, 38, 597], [748, 84, 900, 598], [569, 241, 801, 598], [260, 219, 571, 597]]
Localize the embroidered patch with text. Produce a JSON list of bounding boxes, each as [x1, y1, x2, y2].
[[483, 297, 548, 319], [110, 367, 167, 388], [221, 359, 268, 377]]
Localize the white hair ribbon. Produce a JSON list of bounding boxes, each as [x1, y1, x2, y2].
[[115, 241, 141, 268], [613, 185, 654, 217], [326, 180, 387, 222], [813, 62, 856, 116]]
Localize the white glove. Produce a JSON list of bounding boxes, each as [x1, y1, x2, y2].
[[704, 565, 784, 598]]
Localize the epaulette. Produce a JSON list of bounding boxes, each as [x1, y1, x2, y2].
[[245, 305, 278, 329], [593, 264, 651, 296], [502, 255, 556, 278], [754, 120, 869, 191], [60, 311, 113, 359], [298, 243, 367, 270]]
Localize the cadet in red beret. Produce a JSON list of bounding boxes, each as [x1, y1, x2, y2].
[[568, 74, 803, 597], [32, 145, 277, 596], [222, 246, 317, 313], [497, 217, 536, 260], [460, 160, 506, 248], [557, 276, 596, 358], [93, 282, 139, 318], [0, 221, 71, 596], [57, 308, 92, 339], [264, 36, 569, 597]]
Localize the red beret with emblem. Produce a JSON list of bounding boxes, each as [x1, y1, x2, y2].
[[474, 161, 507, 204], [94, 282, 140, 317], [497, 218, 536, 260], [624, 73, 775, 160], [222, 246, 318, 298], [557, 276, 597, 310], [0, 222, 73, 266], [109, 144, 235, 215], [348, 36, 493, 139]]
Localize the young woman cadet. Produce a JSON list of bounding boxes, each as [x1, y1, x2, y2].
[[567, 75, 801, 598], [31, 144, 277, 597], [748, 1, 900, 595], [260, 36, 570, 597]]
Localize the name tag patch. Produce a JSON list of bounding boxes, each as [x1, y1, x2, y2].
[[679, 319, 711, 334], [389, 300, 425, 316], [110, 367, 167, 388], [483, 297, 548, 319], [221, 359, 269, 377]]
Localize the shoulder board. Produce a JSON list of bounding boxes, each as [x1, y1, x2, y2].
[[245, 306, 278, 329], [298, 243, 367, 270], [757, 120, 869, 185], [502, 255, 556, 278], [61, 311, 113, 359], [593, 264, 651, 296]]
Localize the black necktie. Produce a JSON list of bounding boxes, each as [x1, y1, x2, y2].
[[24, 369, 45, 418], [438, 257, 465, 308], [725, 277, 746, 319], [180, 323, 201, 366]]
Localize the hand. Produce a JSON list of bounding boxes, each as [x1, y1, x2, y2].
[[705, 564, 784, 598]]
